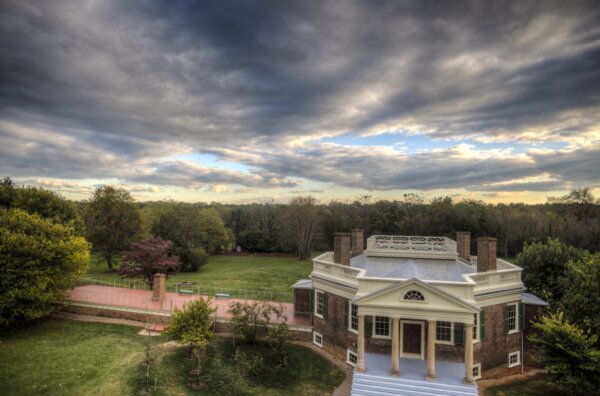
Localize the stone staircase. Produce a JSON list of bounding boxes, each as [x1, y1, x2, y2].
[[351, 371, 478, 396]]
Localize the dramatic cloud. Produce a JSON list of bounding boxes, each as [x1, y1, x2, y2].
[[1, 0, 599, 201]]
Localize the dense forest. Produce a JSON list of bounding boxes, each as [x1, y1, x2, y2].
[[136, 188, 600, 258]]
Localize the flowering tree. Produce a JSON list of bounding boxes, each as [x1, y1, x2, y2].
[[119, 236, 179, 288]]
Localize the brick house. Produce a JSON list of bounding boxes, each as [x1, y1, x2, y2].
[[293, 230, 547, 395]]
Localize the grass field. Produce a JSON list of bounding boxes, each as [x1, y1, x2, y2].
[[0, 318, 344, 396], [484, 377, 566, 396], [85, 254, 313, 301]]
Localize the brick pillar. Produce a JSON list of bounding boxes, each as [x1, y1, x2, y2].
[[426, 320, 436, 380], [151, 273, 166, 302], [456, 231, 471, 261], [357, 314, 366, 372], [351, 228, 365, 257], [334, 232, 351, 266], [477, 237, 497, 272], [391, 318, 400, 375]]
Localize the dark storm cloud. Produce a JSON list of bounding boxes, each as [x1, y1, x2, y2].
[[1, 0, 600, 193]]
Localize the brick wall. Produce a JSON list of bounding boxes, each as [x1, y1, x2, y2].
[[313, 292, 358, 360], [294, 288, 311, 316], [474, 304, 522, 373]]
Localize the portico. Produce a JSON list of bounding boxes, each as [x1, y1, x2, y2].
[[353, 278, 478, 383]]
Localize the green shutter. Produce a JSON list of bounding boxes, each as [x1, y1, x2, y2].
[[503, 305, 510, 334], [344, 300, 349, 329], [479, 310, 486, 341], [454, 324, 464, 346], [519, 303, 525, 331], [365, 317, 372, 337], [310, 289, 315, 314], [322, 293, 328, 320]]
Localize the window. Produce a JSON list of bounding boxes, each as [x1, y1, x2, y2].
[[346, 349, 358, 367], [404, 290, 425, 301], [315, 290, 325, 318], [313, 331, 323, 347], [349, 302, 358, 332], [473, 313, 479, 341], [473, 363, 482, 380], [373, 316, 390, 337], [506, 303, 518, 333], [436, 321, 453, 343], [508, 351, 521, 367]]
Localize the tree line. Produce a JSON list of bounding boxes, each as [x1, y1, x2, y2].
[[215, 189, 600, 257]]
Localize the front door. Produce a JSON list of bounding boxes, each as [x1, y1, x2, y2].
[[401, 321, 424, 358]]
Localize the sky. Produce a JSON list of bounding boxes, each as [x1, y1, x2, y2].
[[1, 0, 600, 204]]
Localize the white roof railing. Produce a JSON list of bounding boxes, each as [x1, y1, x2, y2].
[[365, 235, 458, 259]]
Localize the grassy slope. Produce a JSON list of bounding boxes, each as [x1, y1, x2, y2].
[[484, 378, 567, 396], [0, 318, 173, 396], [86, 254, 313, 296], [0, 319, 343, 396]]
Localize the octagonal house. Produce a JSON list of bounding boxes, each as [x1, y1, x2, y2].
[[301, 230, 546, 395]]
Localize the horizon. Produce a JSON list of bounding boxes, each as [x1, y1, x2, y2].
[[2, 1, 600, 205]]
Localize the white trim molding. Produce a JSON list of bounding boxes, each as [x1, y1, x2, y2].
[[508, 351, 521, 368], [313, 331, 323, 348], [346, 349, 358, 367], [314, 289, 325, 319]]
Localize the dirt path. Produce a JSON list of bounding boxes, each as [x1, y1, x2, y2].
[[53, 311, 148, 327], [477, 368, 547, 395]]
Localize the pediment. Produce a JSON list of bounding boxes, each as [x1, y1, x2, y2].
[[354, 278, 479, 313]]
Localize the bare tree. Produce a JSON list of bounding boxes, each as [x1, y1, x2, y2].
[[279, 196, 320, 260]]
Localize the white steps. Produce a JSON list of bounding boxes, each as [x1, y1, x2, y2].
[[351, 371, 478, 396]]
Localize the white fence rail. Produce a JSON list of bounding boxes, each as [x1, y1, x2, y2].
[[467, 269, 522, 290], [367, 235, 457, 254]]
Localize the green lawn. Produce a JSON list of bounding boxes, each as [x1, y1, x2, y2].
[[0, 318, 343, 396], [85, 254, 313, 301], [484, 377, 567, 396]]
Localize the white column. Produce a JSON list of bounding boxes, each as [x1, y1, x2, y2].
[[464, 323, 474, 383], [426, 320, 436, 380], [357, 314, 366, 371], [391, 318, 400, 375]]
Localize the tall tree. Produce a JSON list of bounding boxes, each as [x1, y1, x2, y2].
[[0, 178, 83, 233], [279, 196, 320, 260], [517, 238, 589, 303], [529, 312, 600, 395], [150, 202, 231, 271], [0, 209, 89, 327], [84, 186, 142, 270], [119, 236, 180, 288]]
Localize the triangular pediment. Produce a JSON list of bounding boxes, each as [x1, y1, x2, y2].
[[354, 278, 479, 313]]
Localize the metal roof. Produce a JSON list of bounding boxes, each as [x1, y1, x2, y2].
[[350, 255, 476, 282], [522, 292, 549, 306], [291, 279, 313, 289]]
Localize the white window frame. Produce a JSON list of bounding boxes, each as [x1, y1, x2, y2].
[[435, 321, 454, 345], [473, 313, 480, 343], [372, 316, 391, 339], [348, 301, 358, 334], [315, 290, 325, 319], [507, 303, 519, 334], [346, 349, 358, 367], [508, 351, 521, 367], [313, 331, 323, 348], [473, 363, 482, 380]]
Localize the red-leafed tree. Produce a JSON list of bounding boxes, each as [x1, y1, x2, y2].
[[119, 236, 180, 288]]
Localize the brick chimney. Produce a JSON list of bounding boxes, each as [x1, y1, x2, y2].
[[477, 237, 497, 272], [334, 232, 352, 266], [456, 231, 471, 261], [151, 273, 166, 301], [351, 228, 365, 257]]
